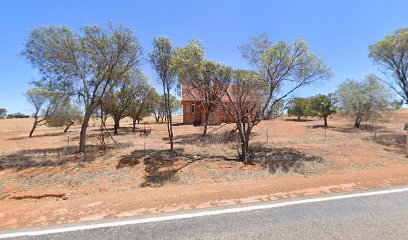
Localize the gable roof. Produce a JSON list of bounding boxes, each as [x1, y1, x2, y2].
[[181, 85, 235, 102]]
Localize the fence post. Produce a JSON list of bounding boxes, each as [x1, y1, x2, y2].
[[266, 129, 269, 143]]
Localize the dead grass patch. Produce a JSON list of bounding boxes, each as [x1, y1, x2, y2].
[[250, 143, 329, 175]]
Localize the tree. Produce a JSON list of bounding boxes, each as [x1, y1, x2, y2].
[[151, 93, 165, 123], [173, 40, 226, 135], [103, 72, 141, 135], [309, 94, 337, 127], [287, 98, 312, 120], [7, 113, 29, 119], [239, 33, 332, 119], [126, 77, 157, 133], [168, 95, 182, 118], [26, 87, 52, 138], [336, 75, 391, 128], [0, 108, 6, 119], [369, 27, 408, 104], [46, 103, 83, 132], [213, 69, 265, 164], [267, 99, 286, 119], [22, 24, 142, 152], [149, 37, 177, 150]]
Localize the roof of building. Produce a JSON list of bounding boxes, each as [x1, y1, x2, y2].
[[181, 85, 264, 104], [181, 85, 234, 102]]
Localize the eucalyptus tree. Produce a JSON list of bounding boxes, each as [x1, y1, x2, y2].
[[26, 87, 65, 137], [239, 33, 332, 119], [126, 77, 157, 133], [173, 40, 227, 135], [26, 87, 49, 137], [46, 103, 83, 132], [103, 71, 141, 135], [149, 37, 177, 149], [152, 94, 166, 123], [287, 97, 312, 120], [309, 94, 337, 127], [213, 69, 265, 164], [0, 108, 7, 119], [336, 75, 391, 128], [22, 24, 142, 151], [369, 27, 408, 104]]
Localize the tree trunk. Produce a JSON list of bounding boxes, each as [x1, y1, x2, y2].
[[29, 115, 38, 138], [64, 121, 74, 133], [240, 130, 250, 165], [324, 116, 328, 127], [354, 116, 361, 128], [164, 89, 174, 150], [113, 118, 120, 135], [132, 118, 137, 133], [203, 112, 209, 135], [137, 119, 140, 124], [79, 110, 93, 153]]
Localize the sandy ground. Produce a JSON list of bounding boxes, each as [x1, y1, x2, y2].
[[0, 110, 407, 230]]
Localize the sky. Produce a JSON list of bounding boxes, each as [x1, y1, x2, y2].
[[0, 0, 407, 114]]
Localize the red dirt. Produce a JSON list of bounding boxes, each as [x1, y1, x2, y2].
[[0, 111, 407, 230]]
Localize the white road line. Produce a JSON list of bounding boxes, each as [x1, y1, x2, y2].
[[1, 187, 407, 239]]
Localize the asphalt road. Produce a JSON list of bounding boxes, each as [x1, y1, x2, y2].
[[3, 187, 408, 240]]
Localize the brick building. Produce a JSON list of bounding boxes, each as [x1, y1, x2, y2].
[[181, 85, 261, 125]]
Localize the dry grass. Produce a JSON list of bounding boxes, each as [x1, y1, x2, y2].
[[0, 110, 407, 199]]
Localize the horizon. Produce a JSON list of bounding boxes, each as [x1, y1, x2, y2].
[[1, 0, 407, 114]]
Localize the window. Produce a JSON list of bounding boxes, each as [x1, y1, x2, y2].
[[192, 102, 196, 114]]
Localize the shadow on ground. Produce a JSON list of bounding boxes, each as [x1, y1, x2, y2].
[[8, 131, 69, 141], [117, 149, 198, 187], [166, 131, 257, 146], [307, 125, 336, 129], [285, 118, 316, 122], [250, 144, 328, 175], [168, 132, 238, 145], [369, 133, 406, 154], [331, 124, 388, 134], [0, 145, 105, 171]]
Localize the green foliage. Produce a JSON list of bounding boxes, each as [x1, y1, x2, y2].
[[46, 103, 83, 128], [26, 87, 49, 115], [239, 33, 333, 118], [369, 27, 408, 104], [6, 113, 29, 119], [22, 23, 143, 149], [173, 39, 232, 134], [149, 36, 178, 149], [126, 75, 157, 123], [287, 98, 312, 119], [149, 37, 177, 90], [309, 94, 337, 126], [213, 68, 265, 163], [335, 75, 391, 127], [0, 108, 7, 119]]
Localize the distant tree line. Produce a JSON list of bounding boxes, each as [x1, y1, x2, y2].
[[18, 22, 406, 163]]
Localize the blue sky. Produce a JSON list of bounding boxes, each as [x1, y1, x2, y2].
[[0, 0, 407, 114]]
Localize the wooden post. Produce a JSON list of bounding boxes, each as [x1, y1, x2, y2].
[[67, 136, 70, 147], [266, 130, 269, 143]]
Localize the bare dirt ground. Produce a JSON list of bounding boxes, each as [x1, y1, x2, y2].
[[0, 110, 407, 230]]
